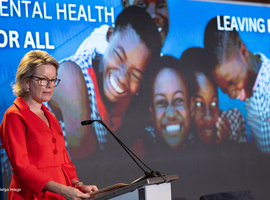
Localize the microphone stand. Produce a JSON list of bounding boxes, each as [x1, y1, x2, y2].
[[81, 120, 165, 184]]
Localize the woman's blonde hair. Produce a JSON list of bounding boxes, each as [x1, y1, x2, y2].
[[12, 50, 59, 98]]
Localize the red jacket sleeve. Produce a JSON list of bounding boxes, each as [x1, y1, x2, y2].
[[62, 148, 79, 181]]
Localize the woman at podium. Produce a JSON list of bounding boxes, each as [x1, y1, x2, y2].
[[0, 50, 98, 200]]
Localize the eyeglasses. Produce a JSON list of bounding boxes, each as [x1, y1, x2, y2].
[[31, 75, 61, 87]]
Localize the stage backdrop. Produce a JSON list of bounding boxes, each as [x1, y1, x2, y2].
[[1, 0, 270, 199]]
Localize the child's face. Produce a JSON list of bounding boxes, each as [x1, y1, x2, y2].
[[193, 73, 219, 143], [212, 53, 252, 101], [103, 26, 151, 103], [151, 68, 190, 149]]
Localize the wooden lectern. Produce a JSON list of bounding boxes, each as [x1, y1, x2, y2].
[[91, 174, 179, 200]]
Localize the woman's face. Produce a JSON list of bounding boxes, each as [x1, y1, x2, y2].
[[193, 73, 219, 143], [103, 26, 151, 103], [26, 64, 57, 104], [151, 68, 190, 149]]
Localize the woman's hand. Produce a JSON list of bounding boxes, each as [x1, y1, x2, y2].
[[43, 180, 94, 200], [77, 184, 98, 194], [61, 186, 91, 200]]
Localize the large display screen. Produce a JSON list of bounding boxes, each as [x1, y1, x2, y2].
[[1, 0, 270, 199]]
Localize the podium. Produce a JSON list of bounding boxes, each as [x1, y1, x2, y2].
[[91, 174, 178, 200]]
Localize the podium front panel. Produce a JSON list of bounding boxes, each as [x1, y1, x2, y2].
[[144, 182, 171, 200], [110, 189, 138, 200]]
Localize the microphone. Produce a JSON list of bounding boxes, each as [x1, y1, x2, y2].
[[81, 119, 165, 184], [81, 120, 95, 126]]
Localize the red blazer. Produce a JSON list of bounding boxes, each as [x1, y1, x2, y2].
[[0, 97, 79, 199]]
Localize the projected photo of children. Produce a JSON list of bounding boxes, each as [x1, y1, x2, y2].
[[180, 47, 247, 147], [203, 16, 270, 154], [48, 6, 162, 159]]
